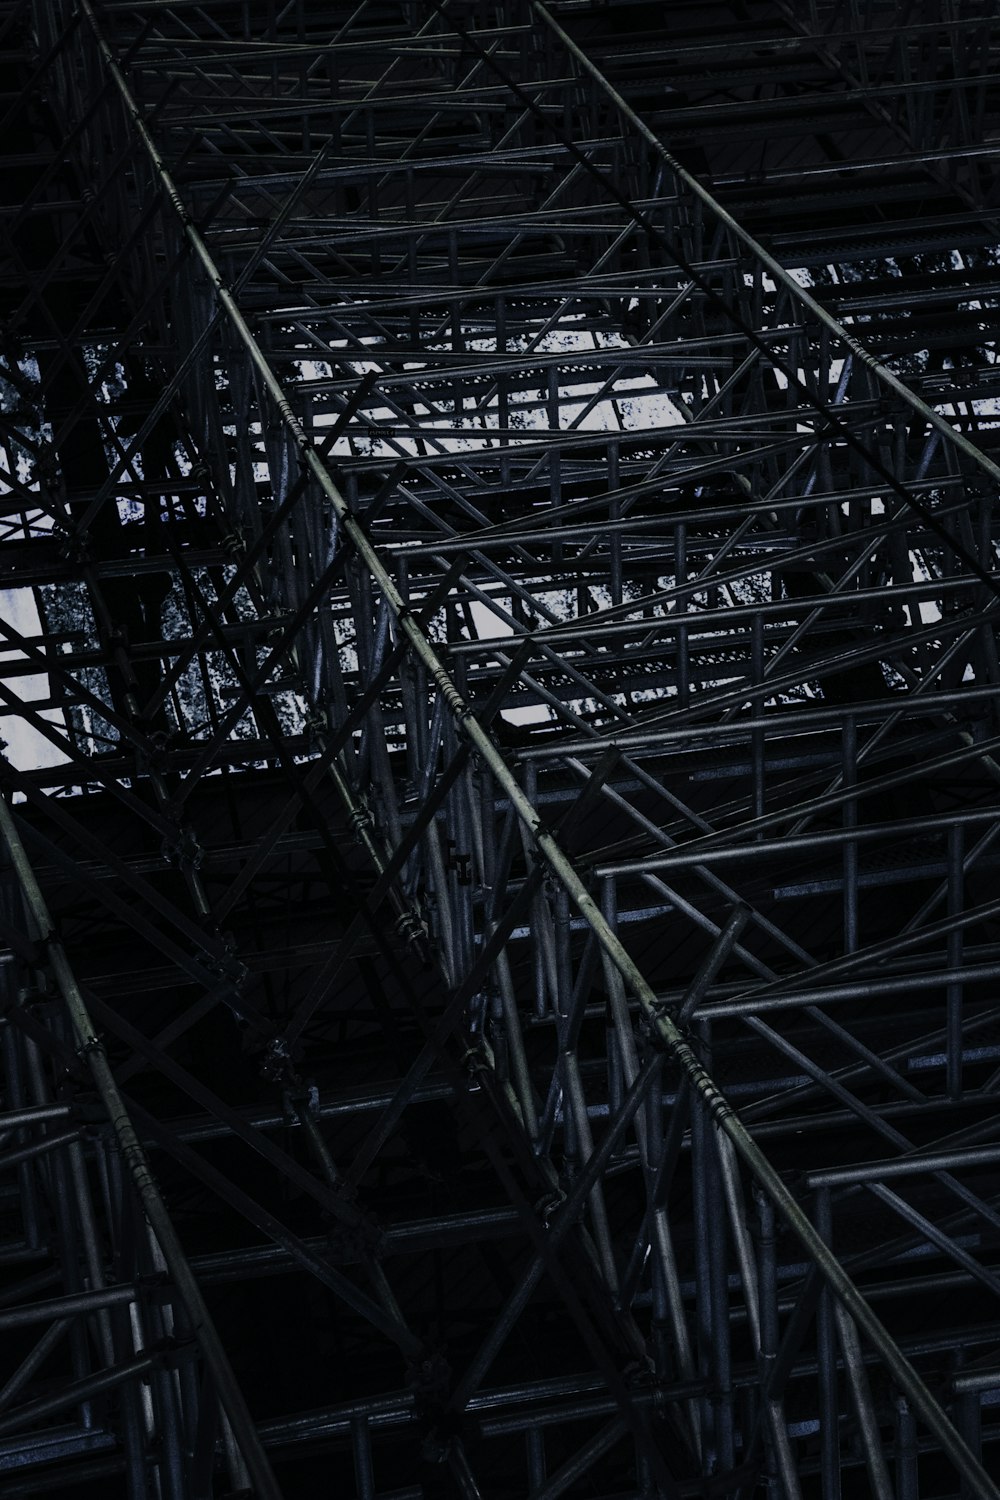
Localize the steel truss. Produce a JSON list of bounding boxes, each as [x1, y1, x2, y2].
[[2, 1, 1000, 1495]]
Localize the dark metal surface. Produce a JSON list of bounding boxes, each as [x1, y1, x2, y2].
[[2, 1, 1000, 1494]]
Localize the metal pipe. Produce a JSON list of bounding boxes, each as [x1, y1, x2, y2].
[[0, 1284, 137, 1331], [0, 1127, 81, 1171], [953, 1370, 1000, 1395], [807, 1142, 1000, 1190], [0, 1103, 72, 1132], [0, 1319, 70, 1412], [834, 1303, 895, 1500], [529, 1415, 628, 1500], [0, 1347, 163, 1440]]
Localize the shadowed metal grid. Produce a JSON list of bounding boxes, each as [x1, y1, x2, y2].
[[2, 2, 1000, 1496]]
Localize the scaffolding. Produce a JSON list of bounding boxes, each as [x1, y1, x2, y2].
[[2, 1, 1000, 1495]]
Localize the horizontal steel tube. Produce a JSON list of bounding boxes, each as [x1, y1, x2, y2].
[[595, 805, 1000, 877], [0, 1350, 161, 1440], [0, 1105, 73, 1132], [807, 1143, 1000, 1190], [0, 1285, 137, 1331], [953, 1370, 1000, 1395]]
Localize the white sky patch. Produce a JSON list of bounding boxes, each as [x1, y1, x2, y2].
[[469, 600, 513, 641], [903, 552, 943, 626], [0, 589, 69, 772], [467, 600, 548, 728]]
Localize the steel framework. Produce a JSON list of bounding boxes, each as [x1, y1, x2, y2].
[[2, 1, 1000, 1495]]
